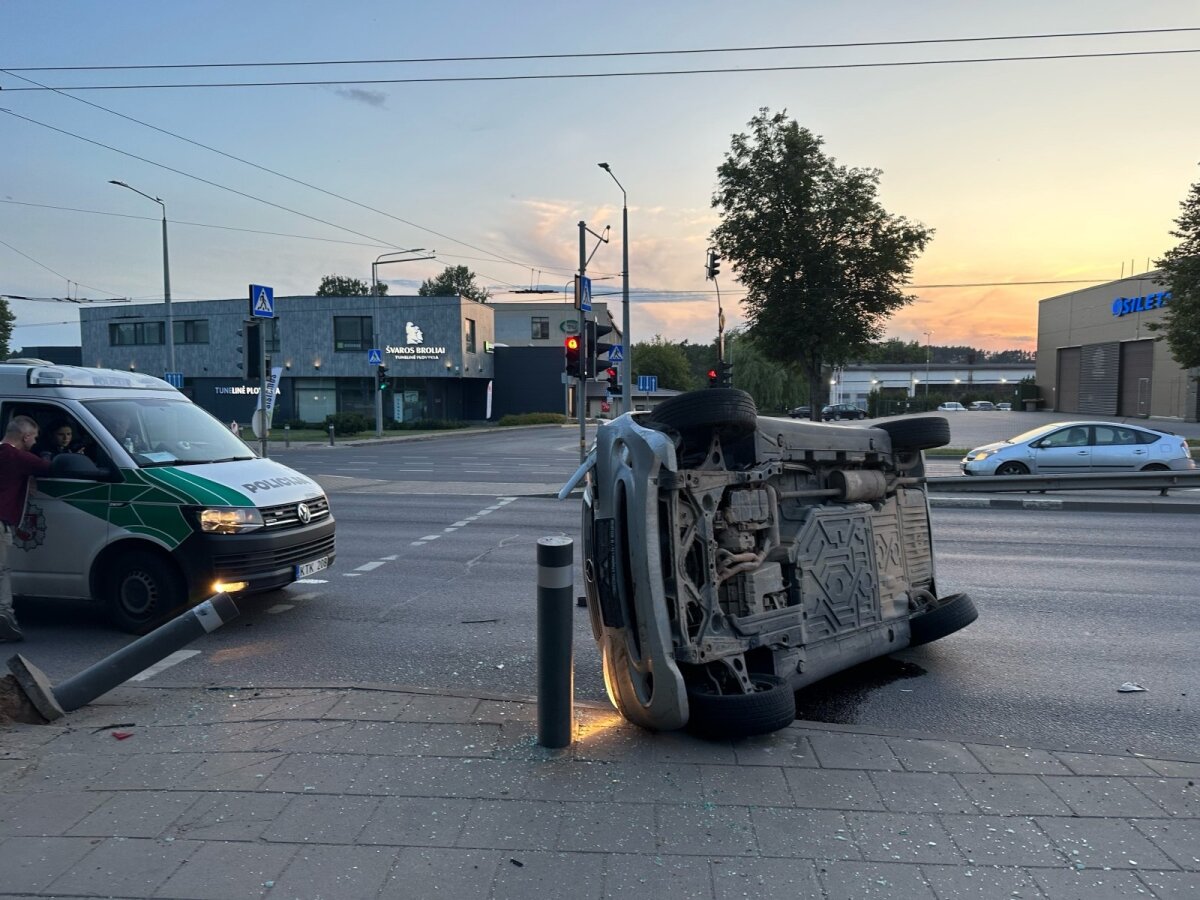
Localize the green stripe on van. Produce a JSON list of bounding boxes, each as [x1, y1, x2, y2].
[[142, 468, 252, 507]]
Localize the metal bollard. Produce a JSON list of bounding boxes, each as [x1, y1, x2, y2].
[[536, 536, 574, 748], [328, 424, 335, 446], [7, 593, 240, 721], [284, 423, 290, 448]]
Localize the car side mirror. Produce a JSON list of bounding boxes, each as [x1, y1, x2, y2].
[[49, 452, 108, 481], [1029, 440, 1044, 449]]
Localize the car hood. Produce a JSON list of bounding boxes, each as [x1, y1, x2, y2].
[[134, 458, 324, 507], [966, 440, 1011, 456]]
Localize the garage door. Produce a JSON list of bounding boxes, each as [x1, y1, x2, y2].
[[1118, 339, 1154, 417], [1078, 342, 1119, 415], [1056, 347, 1080, 412]]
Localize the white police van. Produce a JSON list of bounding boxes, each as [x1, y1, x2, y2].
[[2, 362, 335, 632]]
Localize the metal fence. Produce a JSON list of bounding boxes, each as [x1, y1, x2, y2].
[[923, 470, 1200, 493]]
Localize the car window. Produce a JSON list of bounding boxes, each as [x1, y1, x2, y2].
[[1094, 426, 1134, 446], [1039, 426, 1089, 448], [1134, 430, 1162, 445]]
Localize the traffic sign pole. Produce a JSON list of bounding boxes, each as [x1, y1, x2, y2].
[[249, 285, 275, 458]]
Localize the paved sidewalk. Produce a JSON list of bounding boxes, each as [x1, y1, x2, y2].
[[2, 685, 1198, 899]]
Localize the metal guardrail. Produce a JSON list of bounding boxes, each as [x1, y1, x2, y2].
[[923, 469, 1200, 493]]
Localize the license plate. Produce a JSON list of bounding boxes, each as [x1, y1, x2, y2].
[[295, 557, 330, 578]]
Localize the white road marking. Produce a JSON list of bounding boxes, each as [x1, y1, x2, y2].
[[295, 578, 328, 584], [355, 561, 386, 572], [343, 572, 363, 577], [267, 604, 294, 614], [444, 526, 460, 532], [381, 555, 398, 561], [410, 541, 428, 546], [129, 650, 200, 682], [451, 521, 470, 527], [420, 534, 440, 541], [289, 592, 319, 601]]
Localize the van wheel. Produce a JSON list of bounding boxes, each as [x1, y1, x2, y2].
[[106, 551, 187, 634], [686, 673, 796, 739], [647, 388, 758, 439], [908, 592, 978, 647]]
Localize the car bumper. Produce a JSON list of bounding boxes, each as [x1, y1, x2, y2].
[[177, 517, 336, 599]]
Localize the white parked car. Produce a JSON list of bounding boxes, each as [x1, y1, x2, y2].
[[962, 421, 1195, 476], [968, 401, 996, 411], [937, 402, 966, 411]]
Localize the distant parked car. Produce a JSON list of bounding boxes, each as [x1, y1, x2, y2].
[[962, 421, 1195, 476], [788, 405, 812, 419], [996, 402, 1013, 411], [821, 403, 867, 421], [937, 402, 966, 412], [968, 401, 996, 411]]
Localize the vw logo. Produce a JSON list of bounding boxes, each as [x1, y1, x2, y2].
[[296, 502, 312, 525]]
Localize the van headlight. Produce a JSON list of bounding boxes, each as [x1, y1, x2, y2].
[[198, 507, 264, 534]]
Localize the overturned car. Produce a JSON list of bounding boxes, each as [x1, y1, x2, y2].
[[567, 389, 977, 738]]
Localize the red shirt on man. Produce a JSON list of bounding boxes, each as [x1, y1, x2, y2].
[[0, 444, 51, 526]]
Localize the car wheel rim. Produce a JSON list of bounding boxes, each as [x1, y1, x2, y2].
[[119, 571, 158, 616]]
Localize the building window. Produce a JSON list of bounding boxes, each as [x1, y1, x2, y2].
[[531, 316, 549, 340], [109, 322, 164, 346], [465, 317, 476, 354], [334, 316, 373, 351], [173, 320, 209, 345]]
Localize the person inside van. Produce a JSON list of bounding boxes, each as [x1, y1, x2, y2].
[[97, 405, 147, 454], [35, 419, 84, 460]]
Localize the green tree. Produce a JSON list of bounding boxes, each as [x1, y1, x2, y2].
[[418, 265, 491, 303], [1150, 174, 1200, 369], [629, 336, 696, 391], [722, 330, 809, 412], [316, 275, 385, 296], [0, 297, 14, 358], [711, 108, 933, 420]]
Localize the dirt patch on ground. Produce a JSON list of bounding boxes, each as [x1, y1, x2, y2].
[[0, 674, 47, 725]]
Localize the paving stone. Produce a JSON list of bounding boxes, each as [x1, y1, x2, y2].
[[6, 751, 118, 791], [557, 801, 656, 853], [1030, 866, 1153, 899], [920, 864, 1047, 900], [490, 721, 544, 760], [711, 856, 823, 899], [700, 764, 792, 806], [1052, 752, 1159, 777], [955, 774, 1074, 816], [155, 839, 297, 898], [1043, 776, 1168, 817], [886, 738, 988, 774], [456, 799, 564, 850], [66, 791, 202, 838], [245, 720, 355, 753], [471, 699, 537, 725], [46, 836, 197, 897], [323, 690, 416, 721], [869, 772, 979, 814], [940, 814, 1066, 867], [967, 744, 1074, 776], [601, 853, 714, 899], [608, 762, 704, 804], [819, 860, 938, 900], [1128, 778, 1200, 817], [730, 731, 818, 768], [259, 752, 368, 793], [783, 768, 887, 810], [491, 849, 606, 900], [220, 689, 345, 721], [90, 752, 200, 790], [0, 835, 100, 893], [261, 793, 380, 844], [651, 732, 738, 765], [0, 791, 111, 838], [1128, 819, 1200, 870], [847, 812, 964, 864], [1142, 759, 1200, 779], [394, 693, 480, 723], [266, 844, 396, 898], [521, 758, 616, 802], [1035, 816, 1178, 870], [749, 807, 860, 859], [656, 803, 757, 857], [1136, 870, 1200, 899], [357, 796, 474, 846], [179, 752, 290, 791], [381, 847, 497, 899], [807, 732, 903, 771], [170, 792, 293, 841], [571, 721, 660, 765]]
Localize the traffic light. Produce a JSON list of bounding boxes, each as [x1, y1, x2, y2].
[[606, 366, 620, 395], [564, 335, 581, 378], [377, 362, 389, 391], [708, 367, 719, 387], [587, 319, 617, 377], [705, 248, 721, 280], [718, 360, 733, 387]]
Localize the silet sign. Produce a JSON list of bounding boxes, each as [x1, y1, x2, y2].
[[1112, 291, 1171, 317]]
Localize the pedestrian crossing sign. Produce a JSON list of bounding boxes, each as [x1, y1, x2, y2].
[[249, 284, 275, 318]]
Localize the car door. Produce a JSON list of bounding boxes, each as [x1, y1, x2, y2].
[[1090, 425, 1141, 472], [1031, 425, 1092, 473]]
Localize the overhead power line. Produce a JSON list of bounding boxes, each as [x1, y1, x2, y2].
[[3, 27, 1195, 71], [2, 48, 1196, 90]]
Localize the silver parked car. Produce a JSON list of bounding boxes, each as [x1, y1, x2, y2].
[[962, 421, 1195, 476], [566, 388, 977, 738]]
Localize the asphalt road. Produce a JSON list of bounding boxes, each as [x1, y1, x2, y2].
[[13, 424, 1199, 758]]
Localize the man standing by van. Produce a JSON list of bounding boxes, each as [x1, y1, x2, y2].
[[1, 415, 50, 641]]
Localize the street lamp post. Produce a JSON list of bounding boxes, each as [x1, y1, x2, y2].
[[922, 330, 933, 406], [598, 163, 630, 414], [110, 180, 173, 373], [371, 249, 432, 296]]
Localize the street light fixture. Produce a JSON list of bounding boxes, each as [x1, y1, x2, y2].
[[598, 162, 630, 413], [109, 180, 174, 372], [371, 249, 433, 296]]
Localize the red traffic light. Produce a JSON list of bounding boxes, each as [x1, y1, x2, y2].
[[565, 336, 579, 351], [606, 367, 617, 378]]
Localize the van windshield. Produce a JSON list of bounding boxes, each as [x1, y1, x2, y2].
[[87, 398, 255, 466]]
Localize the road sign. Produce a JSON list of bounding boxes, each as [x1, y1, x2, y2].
[[163, 372, 184, 388], [575, 275, 592, 313], [249, 284, 275, 318], [367, 348, 383, 366], [608, 344, 623, 363], [637, 375, 658, 393]]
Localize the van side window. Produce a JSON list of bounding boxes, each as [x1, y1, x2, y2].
[[1, 402, 100, 464]]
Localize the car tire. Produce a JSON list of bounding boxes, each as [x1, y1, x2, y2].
[[647, 388, 757, 441], [1141, 463, 1169, 471], [685, 673, 796, 738], [106, 550, 187, 634], [876, 416, 951, 451], [908, 592, 979, 647], [994, 461, 1029, 476]]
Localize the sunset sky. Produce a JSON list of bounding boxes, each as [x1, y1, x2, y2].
[[3, 1, 1197, 355]]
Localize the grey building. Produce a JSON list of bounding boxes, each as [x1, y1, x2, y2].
[[1036, 273, 1197, 421], [80, 294, 495, 423]]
